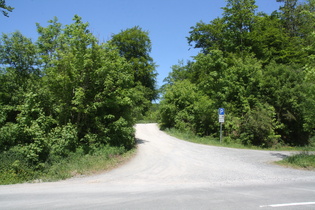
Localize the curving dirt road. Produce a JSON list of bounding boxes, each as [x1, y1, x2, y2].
[[77, 123, 314, 187], [1, 123, 315, 209]]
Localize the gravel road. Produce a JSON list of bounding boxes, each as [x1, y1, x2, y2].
[[75, 123, 314, 187], [1, 123, 315, 209]]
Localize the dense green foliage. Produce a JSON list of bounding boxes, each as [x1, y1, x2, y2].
[[0, 146, 135, 185], [110, 26, 158, 105], [160, 0, 315, 148], [0, 15, 156, 183]]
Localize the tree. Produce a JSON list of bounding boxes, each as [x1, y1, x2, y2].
[[296, 0, 315, 52], [189, 50, 227, 105], [39, 15, 139, 148], [258, 62, 309, 145], [110, 26, 158, 102], [250, 12, 302, 64], [159, 80, 216, 135], [36, 17, 63, 69], [163, 60, 192, 86], [0, 0, 14, 17], [188, 0, 258, 55], [276, 0, 299, 37], [0, 31, 39, 81], [303, 60, 315, 136], [188, 18, 226, 53], [0, 31, 39, 126], [222, 0, 258, 53]]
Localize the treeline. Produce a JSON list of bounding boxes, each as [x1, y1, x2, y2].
[[0, 15, 156, 176], [159, 0, 315, 147]]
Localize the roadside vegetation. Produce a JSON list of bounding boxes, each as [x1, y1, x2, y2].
[[165, 127, 315, 151], [0, 146, 136, 185], [0, 15, 156, 184], [277, 152, 315, 170]]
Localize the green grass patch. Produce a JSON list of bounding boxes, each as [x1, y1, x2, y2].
[[0, 146, 136, 185], [163, 127, 315, 151], [276, 152, 315, 170], [163, 127, 250, 149]]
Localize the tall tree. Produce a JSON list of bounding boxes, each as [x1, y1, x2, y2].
[[188, 0, 258, 55], [276, 0, 299, 37], [188, 18, 226, 53], [222, 0, 258, 53], [250, 12, 299, 64], [296, 0, 315, 49], [39, 15, 140, 148], [36, 17, 63, 69], [0, 31, 39, 83], [110, 26, 158, 102]]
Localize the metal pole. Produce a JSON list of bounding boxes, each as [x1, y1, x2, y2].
[[220, 123, 223, 143]]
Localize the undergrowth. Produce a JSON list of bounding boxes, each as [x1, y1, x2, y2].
[[277, 152, 315, 170], [0, 146, 136, 185], [164, 127, 315, 151], [164, 127, 257, 150]]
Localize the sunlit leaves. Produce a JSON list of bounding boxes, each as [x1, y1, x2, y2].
[[0, 15, 155, 170], [110, 26, 158, 102]]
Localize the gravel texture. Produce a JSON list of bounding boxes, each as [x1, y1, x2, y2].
[[73, 123, 315, 188]]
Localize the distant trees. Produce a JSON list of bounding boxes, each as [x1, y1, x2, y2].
[[160, 0, 315, 147], [0, 16, 156, 172]]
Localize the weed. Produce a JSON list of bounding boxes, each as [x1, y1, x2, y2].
[[0, 146, 136, 185], [277, 152, 315, 170]]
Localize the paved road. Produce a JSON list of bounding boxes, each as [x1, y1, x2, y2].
[[1, 123, 315, 209]]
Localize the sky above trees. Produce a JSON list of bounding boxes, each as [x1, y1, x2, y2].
[[2, 0, 282, 89]]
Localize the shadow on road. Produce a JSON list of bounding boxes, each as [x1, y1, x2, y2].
[[136, 138, 148, 145], [270, 152, 289, 160]]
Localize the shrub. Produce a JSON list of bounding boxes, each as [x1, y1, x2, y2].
[[239, 103, 282, 147]]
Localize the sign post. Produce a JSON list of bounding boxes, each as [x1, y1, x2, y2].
[[218, 108, 225, 143]]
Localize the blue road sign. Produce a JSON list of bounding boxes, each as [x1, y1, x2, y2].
[[219, 108, 225, 115]]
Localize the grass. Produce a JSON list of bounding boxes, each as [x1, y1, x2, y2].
[[164, 127, 315, 151], [276, 152, 315, 170], [41, 146, 136, 182], [0, 146, 136, 185], [164, 127, 260, 150]]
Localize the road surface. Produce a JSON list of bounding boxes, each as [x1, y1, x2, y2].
[[1, 123, 315, 209]]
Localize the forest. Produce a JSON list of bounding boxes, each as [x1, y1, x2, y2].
[[159, 0, 315, 148]]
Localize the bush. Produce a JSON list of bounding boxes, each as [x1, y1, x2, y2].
[[0, 122, 20, 152], [48, 123, 78, 158], [0, 149, 37, 184], [239, 104, 282, 147], [107, 117, 135, 150], [159, 80, 216, 136]]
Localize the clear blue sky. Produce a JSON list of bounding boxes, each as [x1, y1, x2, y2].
[[2, 0, 282, 88]]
